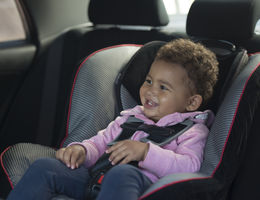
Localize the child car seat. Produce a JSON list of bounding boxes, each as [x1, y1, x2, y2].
[[1, 39, 260, 200]]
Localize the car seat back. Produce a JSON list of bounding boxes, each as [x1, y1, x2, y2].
[[61, 45, 141, 146], [201, 53, 260, 176]]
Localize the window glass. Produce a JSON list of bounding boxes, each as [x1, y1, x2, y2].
[[255, 20, 260, 35], [163, 0, 194, 32], [0, 0, 26, 42]]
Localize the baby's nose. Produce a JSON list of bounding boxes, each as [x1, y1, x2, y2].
[[147, 87, 158, 96]]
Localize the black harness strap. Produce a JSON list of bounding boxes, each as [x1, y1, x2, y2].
[[108, 116, 194, 147], [108, 121, 143, 144]]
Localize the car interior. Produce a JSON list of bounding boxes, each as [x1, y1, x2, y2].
[[1, 0, 260, 199]]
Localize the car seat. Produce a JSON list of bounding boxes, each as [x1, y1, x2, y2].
[[1, 37, 260, 200]]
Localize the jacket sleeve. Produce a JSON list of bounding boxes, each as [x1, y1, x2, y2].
[[138, 123, 209, 178], [68, 115, 127, 168]]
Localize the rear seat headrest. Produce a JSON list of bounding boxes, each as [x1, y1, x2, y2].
[[186, 0, 260, 41], [88, 0, 169, 26]]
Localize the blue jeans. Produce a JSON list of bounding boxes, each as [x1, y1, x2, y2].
[[7, 158, 152, 200]]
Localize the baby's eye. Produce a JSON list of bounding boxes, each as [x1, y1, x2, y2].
[[145, 79, 152, 85], [160, 85, 168, 90]]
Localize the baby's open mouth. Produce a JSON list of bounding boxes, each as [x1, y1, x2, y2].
[[144, 99, 158, 108]]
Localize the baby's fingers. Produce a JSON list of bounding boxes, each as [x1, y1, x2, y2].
[[109, 150, 127, 165], [56, 148, 71, 166], [76, 156, 86, 168], [106, 141, 123, 154], [70, 151, 85, 169], [119, 155, 132, 165], [56, 148, 66, 160], [63, 148, 73, 168]]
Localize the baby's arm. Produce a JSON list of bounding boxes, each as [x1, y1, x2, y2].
[[57, 115, 128, 169], [139, 124, 209, 178]]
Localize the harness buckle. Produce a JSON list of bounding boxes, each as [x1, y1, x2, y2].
[[86, 172, 105, 200]]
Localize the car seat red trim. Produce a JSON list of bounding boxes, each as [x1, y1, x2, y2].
[[0, 146, 14, 189], [212, 61, 260, 174], [60, 44, 142, 148], [248, 52, 260, 56], [139, 61, 260, 199]]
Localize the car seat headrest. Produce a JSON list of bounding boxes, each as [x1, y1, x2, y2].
[[115, 41, 166, 112], [88, 0, 169, 26], [186, 0, 260, 41]]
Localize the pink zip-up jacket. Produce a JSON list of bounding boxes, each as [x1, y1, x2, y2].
[[69, 105, 214, 183]]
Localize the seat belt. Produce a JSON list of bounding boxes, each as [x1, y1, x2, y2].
[[86, 115, 194, 199]]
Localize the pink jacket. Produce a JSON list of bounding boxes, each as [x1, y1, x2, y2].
[[69, 106, 214, 183]]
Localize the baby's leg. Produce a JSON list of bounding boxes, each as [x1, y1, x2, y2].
[[97, 164, 152, 200], [7, 157, 90, 200]]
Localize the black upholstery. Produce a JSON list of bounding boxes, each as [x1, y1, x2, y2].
[[186, 0, 260, 41], [228, 89, 260, 200], [89, 0, 169, 26], [76, 29, 178, 63], [199, 40, 248, 113]]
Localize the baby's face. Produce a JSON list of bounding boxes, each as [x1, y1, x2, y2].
[[139, 60, 193, 122]]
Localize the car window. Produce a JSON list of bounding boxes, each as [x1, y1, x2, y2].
[[0, 0, 26, 43], [163, 0, 194, 32], [255, 20, 260, 35]]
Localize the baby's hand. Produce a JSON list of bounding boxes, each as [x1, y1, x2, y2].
[[56, 145, 86, 169], [106, 140, 149, 165]]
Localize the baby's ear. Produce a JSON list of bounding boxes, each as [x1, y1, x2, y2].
[[186, 94, 203, 111]]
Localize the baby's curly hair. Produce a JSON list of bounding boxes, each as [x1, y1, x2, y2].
[[155, 38, 219, 107]]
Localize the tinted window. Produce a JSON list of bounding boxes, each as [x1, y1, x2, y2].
[[0, 0, 26, 42], [255, 19, 260, 35], [163, 0, 194, 32]]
